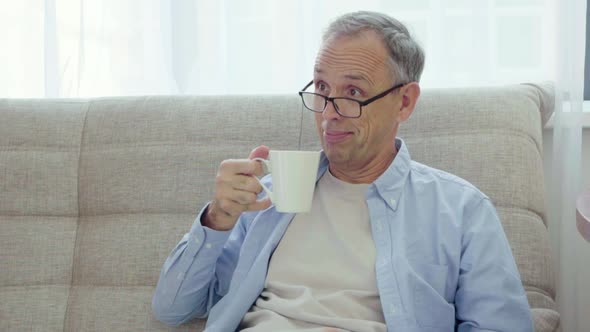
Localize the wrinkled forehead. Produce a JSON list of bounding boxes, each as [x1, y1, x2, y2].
[[314, 31, 392, 86]]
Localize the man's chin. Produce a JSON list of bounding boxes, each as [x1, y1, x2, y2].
[[323, 147, 350, 165]]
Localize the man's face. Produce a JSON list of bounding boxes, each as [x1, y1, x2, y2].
[[313, 30, 404, 173]]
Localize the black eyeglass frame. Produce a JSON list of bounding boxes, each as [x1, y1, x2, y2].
[[298, 80, 407, 118]]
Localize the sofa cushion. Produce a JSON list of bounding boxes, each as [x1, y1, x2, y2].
[[0, 285, 69, 331], [65, 286, 205, 331], [0, 100, 87, 332]]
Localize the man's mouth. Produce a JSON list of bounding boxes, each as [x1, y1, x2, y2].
[[324, 130, 353, 144]]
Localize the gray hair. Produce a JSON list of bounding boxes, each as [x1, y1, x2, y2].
[[322, 11, 425, 84]]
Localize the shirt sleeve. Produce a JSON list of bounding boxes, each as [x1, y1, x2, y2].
[[151, 203, 248, 326], [455, 198, 534, 332]]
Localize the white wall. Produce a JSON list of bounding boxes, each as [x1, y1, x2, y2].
[[543, 128, 590, 330]]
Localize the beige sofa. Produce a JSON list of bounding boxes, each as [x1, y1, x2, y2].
[[0, 84, 559, 331]]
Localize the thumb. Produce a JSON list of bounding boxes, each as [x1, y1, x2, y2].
[[248, 145, 270, 160]]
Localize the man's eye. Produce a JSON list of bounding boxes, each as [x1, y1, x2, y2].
[[316, 83, 328, 93], [349, 88, 361, 97]]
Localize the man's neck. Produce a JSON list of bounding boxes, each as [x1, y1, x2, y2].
[[328, 148, 398, 184]]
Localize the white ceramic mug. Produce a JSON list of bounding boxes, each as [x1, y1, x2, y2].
[[253, 150, 320, 213]]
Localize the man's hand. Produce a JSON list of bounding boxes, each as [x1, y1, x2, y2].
[[202, 146, 272, 231]]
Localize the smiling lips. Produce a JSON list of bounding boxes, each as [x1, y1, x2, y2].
[[324, 130, 353, 143]]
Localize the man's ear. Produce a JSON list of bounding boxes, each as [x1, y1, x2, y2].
[[396, 82, 420, 123]]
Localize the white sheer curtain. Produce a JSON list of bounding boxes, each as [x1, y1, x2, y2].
[[0, 0, 566, 97], [0, 0, 587, 329], [549, 0, 587, 331]]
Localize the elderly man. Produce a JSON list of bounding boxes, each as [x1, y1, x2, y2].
[[152, 11, 533, 332]]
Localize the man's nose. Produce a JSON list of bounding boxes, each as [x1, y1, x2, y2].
[[322, 99, 342, 120]]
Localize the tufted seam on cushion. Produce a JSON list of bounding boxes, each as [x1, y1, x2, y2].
[[525, 286, 556, 304], [402, 128, 542, 159], [0, 147, 78, 152], [495, 205, 546, 228], [0, 213, 78, 218], [80, 141, 255, 150], [63, 100, 90, 332], [79, 212, 196, 218]]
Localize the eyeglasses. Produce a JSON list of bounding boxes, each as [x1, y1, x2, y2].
[[298, 80, 406, 118]]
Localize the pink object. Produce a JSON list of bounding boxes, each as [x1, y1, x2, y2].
[[577, 191, 590, 242]]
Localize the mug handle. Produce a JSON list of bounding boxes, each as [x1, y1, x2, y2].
[[252, 158, 273, 201]]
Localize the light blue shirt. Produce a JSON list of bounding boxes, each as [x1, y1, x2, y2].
[[152, 139, 533, 332]]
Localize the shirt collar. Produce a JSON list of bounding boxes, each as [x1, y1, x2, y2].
[[316, 138, 411, 211]]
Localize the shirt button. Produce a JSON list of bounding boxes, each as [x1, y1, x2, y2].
[[376, 221, 383, 232], [390, 198, 397, 205], [205, 243, 212, 249], [389, 304, 397, 314]]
